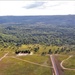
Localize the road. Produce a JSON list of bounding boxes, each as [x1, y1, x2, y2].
[[50, 55, 64, 75]]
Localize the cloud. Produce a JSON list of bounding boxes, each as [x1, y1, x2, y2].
[[39, 2, 66, 9], [24, 1, 66, 10], [23, 2, 45, 9], [48, 2, 65, 7], [0, 1, 75, 16]]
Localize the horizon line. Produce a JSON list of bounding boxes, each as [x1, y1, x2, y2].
[[0, 14, 74, 16]]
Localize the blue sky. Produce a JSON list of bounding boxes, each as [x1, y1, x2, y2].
[[0, 1, 75, 16]]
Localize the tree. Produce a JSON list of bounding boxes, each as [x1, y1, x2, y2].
[[48, 49, 52, 54], [34, 47, 39, 52], [41, 52, 46, 56]]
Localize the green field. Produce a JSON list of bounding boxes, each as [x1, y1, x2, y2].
[[63, 56, 75, 69], [56, 55, 69, 62], [0, 44, 52, 75], [64, 70, 75, 75], [56, 55, 75, 75], [0, 44, 75, 75], [0, 55, 52, 75]]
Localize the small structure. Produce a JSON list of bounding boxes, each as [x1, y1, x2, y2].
[[30, 52, 33, 55], [17, 53, 29, 56], [17, 52, 33, 56], [15, 50, 33, 56]]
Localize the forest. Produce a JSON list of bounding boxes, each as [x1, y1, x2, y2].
[[0, 15, 75, 46]]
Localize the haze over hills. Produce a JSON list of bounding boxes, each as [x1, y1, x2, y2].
[[0, 15, 75, 26]]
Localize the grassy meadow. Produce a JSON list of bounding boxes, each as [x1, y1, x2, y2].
[[0, 44, 75, 75], [64, 70, 75, 75], [0, 44, 53, 75], [0, 54, 52, 75], [63, 56, 75, 69], [56, 55, 75, 75], [56, 55, 69, 62]]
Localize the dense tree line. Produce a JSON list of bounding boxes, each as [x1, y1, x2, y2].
[[15, 50, 30, 54], [0, 16, 75, 46], [0, 24, 75, 46], [41, 46, 74, 56]]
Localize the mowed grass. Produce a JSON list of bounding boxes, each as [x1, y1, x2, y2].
[[0, 51, 8, 58], [0, 44, 52, 75], [1, 44, 75, 75], [16, 55, 51, 66], [63, 56, 75, 69], [64, 70, 75, 75], [0, 55, 52, 75], [56, 55, 75, 75], [55, 54, 69, 63]]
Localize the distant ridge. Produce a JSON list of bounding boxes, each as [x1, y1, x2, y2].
[[0, 15, 75, 26]]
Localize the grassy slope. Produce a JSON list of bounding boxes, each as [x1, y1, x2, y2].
[[0, 51, 7, 58], [0, 44, 75, 75], [0, 56, 51, 75], [63, 56, 75, 69], [0, 44, 52, 75], [56, 55, 75, 75], [64, 70, 75, 75], [17, 55, 51, 66], [56, 55, 69, 62]]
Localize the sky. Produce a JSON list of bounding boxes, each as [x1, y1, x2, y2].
[[0, 1, 75, 16]]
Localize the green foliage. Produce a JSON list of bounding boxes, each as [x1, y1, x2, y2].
[[34, 47, 39, 53], [0, 16, 75, 46], [18, 44, 75, 55], [48, 49, 53, 54], [15, 50, 30, 54], [41, 52, 47, 56]]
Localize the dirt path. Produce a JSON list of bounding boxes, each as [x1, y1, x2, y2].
[[0, 52, 9, 61], [60, 55, 75, 70], [50, 55, 64, 75], [12, 56, 52, 68]]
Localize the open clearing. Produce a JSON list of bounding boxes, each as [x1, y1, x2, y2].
[[0, 52, 52, 75], [0, 44, 75, 75], [56, 55, 75, 75], [62, 56, 75, 69], [64, 70, 75, 75]]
